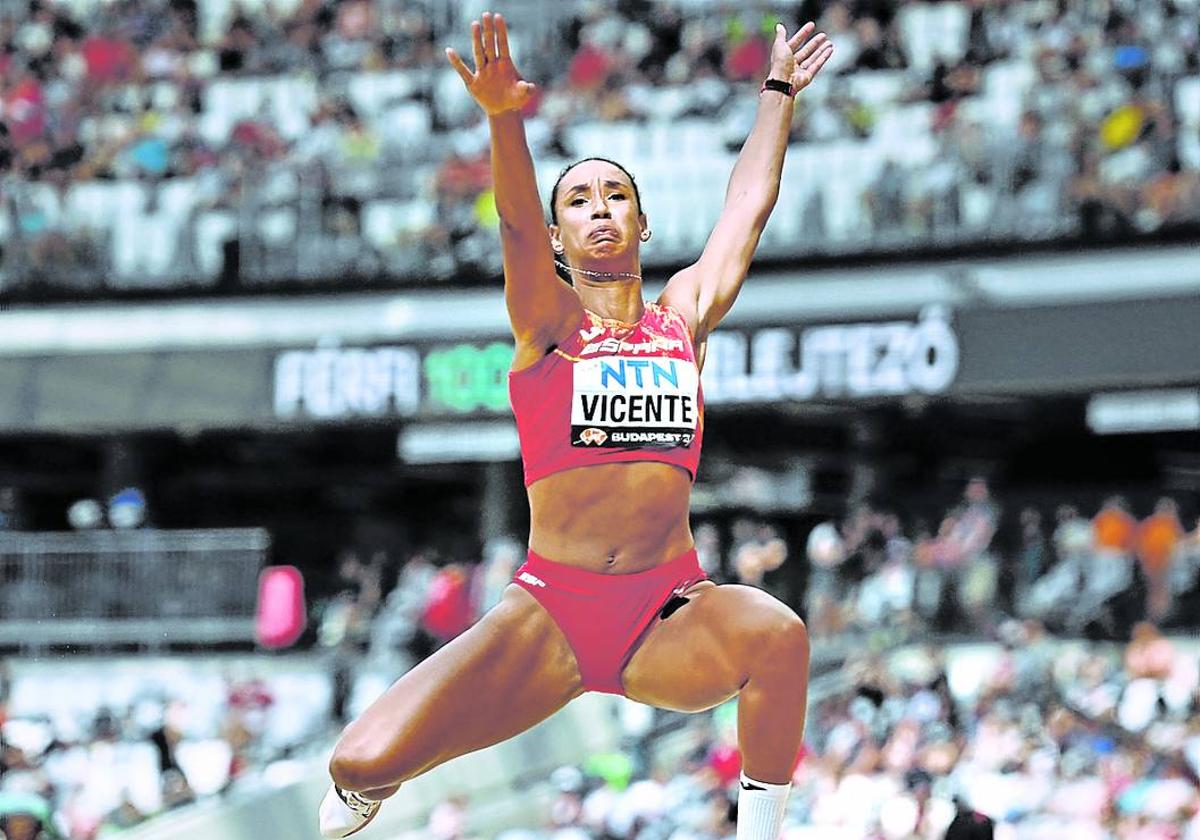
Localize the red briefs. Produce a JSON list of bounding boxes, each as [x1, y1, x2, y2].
[[512, 548, 708, 695]]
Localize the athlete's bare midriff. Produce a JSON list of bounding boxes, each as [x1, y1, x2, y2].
[[526, 461, 694, 574]]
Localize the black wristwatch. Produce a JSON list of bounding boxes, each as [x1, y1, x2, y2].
[[760, 78, 796, 97]]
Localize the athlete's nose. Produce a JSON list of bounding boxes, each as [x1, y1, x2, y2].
[[590, 184, 611, 219]]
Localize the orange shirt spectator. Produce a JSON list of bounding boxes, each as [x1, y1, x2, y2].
[[1137, 499, 1183, 578], [1093, 497, 1136, 554]]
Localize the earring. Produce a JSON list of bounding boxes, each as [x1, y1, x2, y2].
[[641, 230, 652, 241], [552, 243, 564, 253]]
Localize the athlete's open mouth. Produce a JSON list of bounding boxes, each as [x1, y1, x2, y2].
[[590, 227, 619, 242]]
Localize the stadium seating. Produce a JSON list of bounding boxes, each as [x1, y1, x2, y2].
[[2, 0, 1196, 293]]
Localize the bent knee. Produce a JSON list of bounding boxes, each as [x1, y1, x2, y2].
[[329, 734, 421, 792], [328, 743, 384, 792], [758, 611, 809, 674]]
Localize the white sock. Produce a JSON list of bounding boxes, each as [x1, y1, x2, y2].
[[736, 771, 792, 840]]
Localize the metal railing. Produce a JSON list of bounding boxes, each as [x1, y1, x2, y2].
[[0, 529, 269, 648]]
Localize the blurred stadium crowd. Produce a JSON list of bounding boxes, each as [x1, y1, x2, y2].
[[2, 0, 1200, 292], [0, 658, 330, 839], [5, 479, 1197, 838], [317, 482, 1200, 675], [480, 625, 1200, 840]]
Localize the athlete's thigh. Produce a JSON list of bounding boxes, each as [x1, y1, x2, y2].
[[620, 583, 803, 712], [337, 584, 584, 779]]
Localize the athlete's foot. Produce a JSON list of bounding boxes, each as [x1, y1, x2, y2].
[[319, 784, 383, 838]]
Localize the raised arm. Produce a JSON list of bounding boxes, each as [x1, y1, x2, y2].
[[446, 13, 581, 356], [660, 23, 833, 344]]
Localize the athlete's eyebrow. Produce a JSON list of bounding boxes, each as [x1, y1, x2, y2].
[[564, 180, 630, 196]]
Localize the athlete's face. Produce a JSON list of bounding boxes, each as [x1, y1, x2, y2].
[[549, 160, 647, 270]]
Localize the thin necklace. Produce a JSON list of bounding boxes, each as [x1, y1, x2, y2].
[[555, 260, 642, 281]]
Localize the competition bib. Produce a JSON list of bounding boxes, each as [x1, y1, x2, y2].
[[571, 355, 699, 448]]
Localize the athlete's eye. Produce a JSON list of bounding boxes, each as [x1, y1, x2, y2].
[[608, 193, 626, 201], [570, 197, 587, 206]]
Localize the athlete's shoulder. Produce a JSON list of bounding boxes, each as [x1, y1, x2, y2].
[[645, 300, 696, 344]]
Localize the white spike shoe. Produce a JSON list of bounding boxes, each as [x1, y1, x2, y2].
[[319, 784, 382, 838]]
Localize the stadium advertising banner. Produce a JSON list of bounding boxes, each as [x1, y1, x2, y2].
[[269, 308, 961, 423], [0, 294, 1197, 433], [700, 308, 959, 404]]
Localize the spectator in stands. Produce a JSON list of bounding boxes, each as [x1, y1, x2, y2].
[[418, 560, 474, 647], [425, 793, 470, 840], [523, 620, 1200, 839], [943, 796, 995, 840], [1053, 504, 1092, 565], [855, 512, 916, 632], [1005, 109, 1072, 231], [953, 478, 999, 627], [1014, 507, 1048, 606], [1173, 515, 1200, 620], [345, 552, 384, 624], [103, 794, 144, 831], [0, 809, 54, 840], [566, 24, 614, 98], [147, 700, 185, 789], [1087, 495, 1138, 612], [322, 551, 387, 720], [1137, 497, 1184, 621], [4, 0, 1200, 291], [911, 519, 945, 626], [816, 2, 858, 76], [926, 478, 998, 631], [851, 15, 905, 71], [369, 550, 439, 665], [805, 519, 849, 637], [722, 16, 772, 84], [1124, 621, 1175, 681], [159, 768, 195, 810], [222, 672, 274, 781], [865, 157, 907, 233], [730, 521, 787, 591], [1119, 619, 1199, 731]]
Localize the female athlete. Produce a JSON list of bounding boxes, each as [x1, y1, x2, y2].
[[321, 12, 833, 839]]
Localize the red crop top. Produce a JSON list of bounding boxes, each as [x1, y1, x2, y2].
[[509, 302, 704, 487]]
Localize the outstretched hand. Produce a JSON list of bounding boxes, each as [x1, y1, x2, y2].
[[770, 22, 835, 94], [445, 12, 536, 116]]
